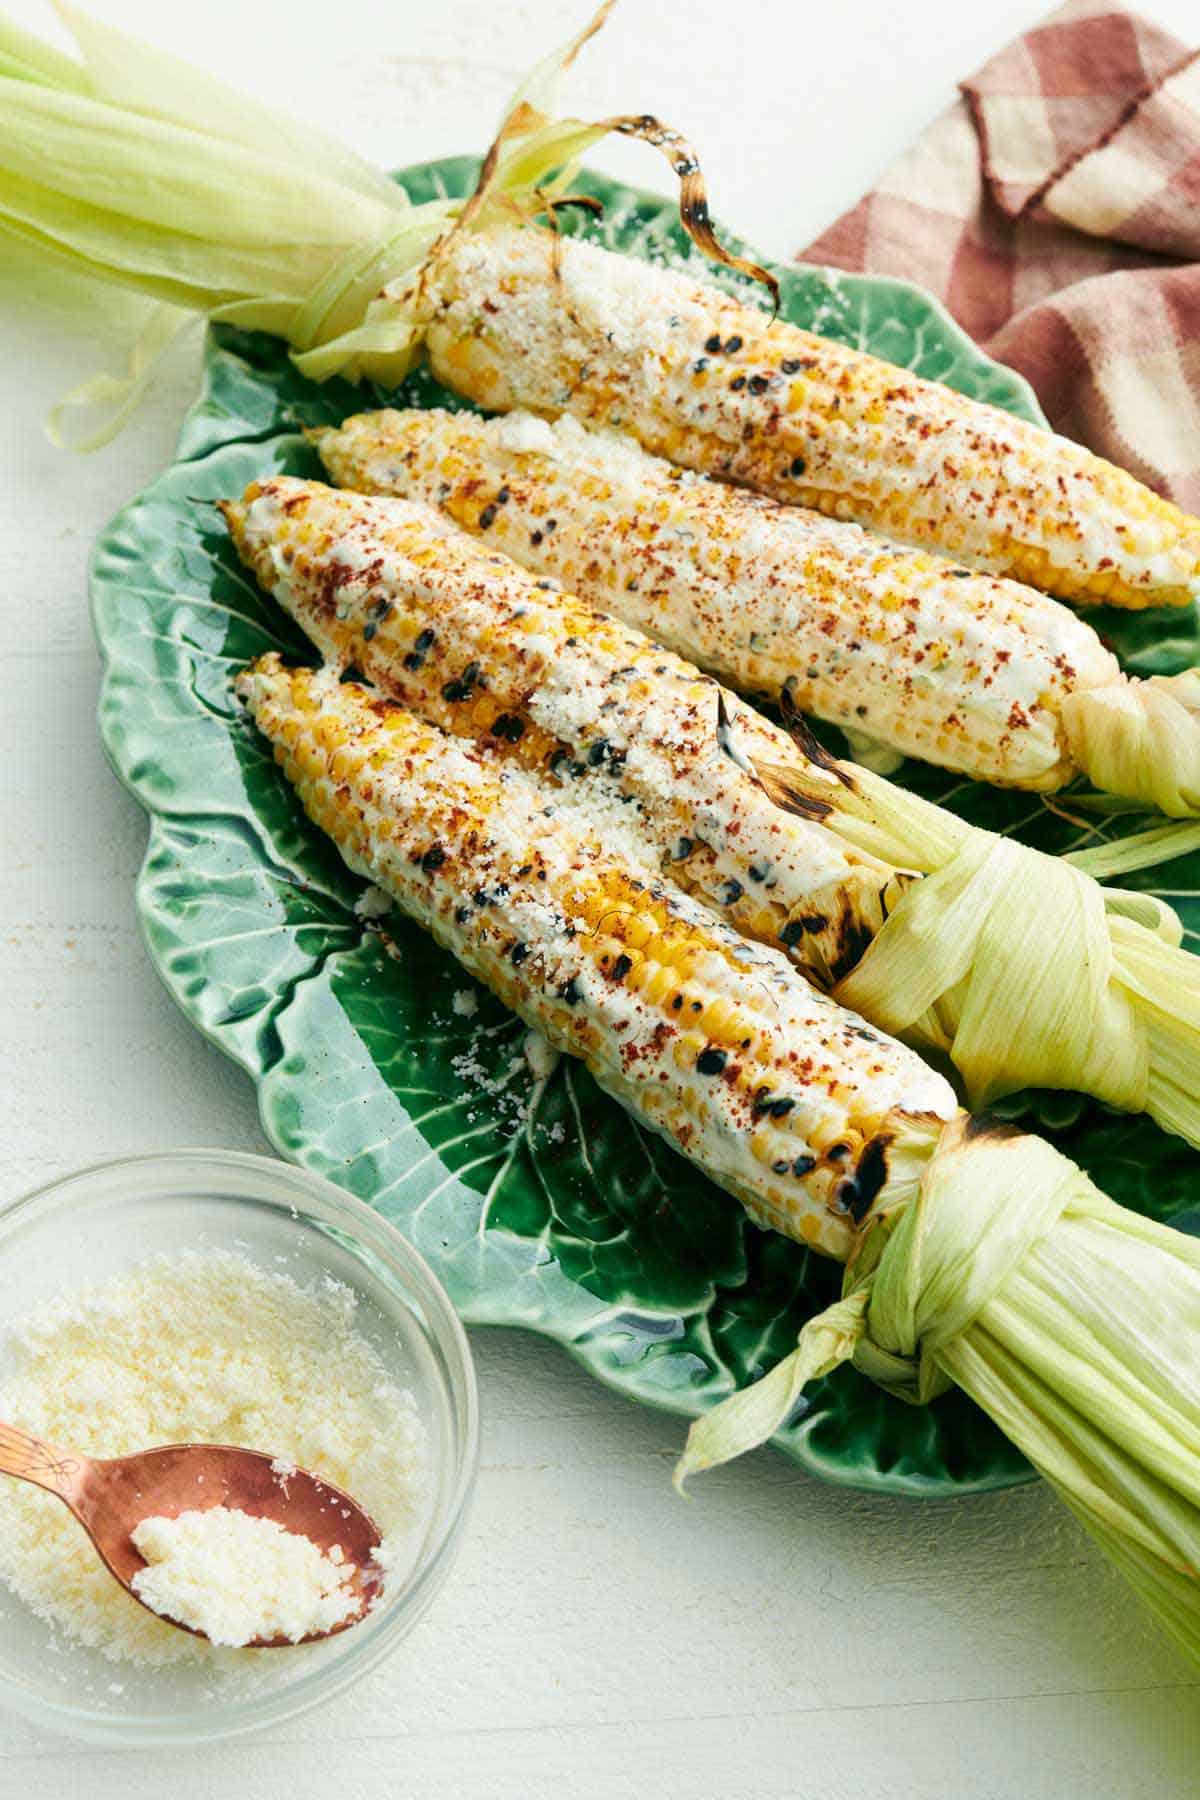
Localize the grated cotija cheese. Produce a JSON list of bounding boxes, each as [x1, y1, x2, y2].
[[0, 1250, 431, 1667], [131, 1508, 359, 1647]]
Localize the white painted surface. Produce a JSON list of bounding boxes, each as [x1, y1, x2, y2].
[[2, 0, 1199, 1793]]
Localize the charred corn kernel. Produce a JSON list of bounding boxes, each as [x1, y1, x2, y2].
[[237, 655, 956, 1259], [223, 476, 895, 983], [415, 224, 1200, 611], [318, 406, 1200, 814]]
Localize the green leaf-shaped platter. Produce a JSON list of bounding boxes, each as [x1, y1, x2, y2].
[[93, 158, 1200, 1496]]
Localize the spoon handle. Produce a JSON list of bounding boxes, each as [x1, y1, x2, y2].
[[0, 1420, 83, 1498]]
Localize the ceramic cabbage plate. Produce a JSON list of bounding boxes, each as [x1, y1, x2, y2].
[[93, 158, 1200, 1497]]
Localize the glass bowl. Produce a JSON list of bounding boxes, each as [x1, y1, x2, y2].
[[0, 1150, 479, 1746]]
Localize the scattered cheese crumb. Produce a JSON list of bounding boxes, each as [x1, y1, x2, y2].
[[450, 988, 479, 1018], [522, 1029, 560, 1082], [131, 1509, 358, 1648], [495, 411, 558, 456], [354, 883, 393, 921], [269, 1455, 297, 1497]]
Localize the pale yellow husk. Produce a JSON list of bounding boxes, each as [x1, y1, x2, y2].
[[754, 746, 1200, 1147], [1062, 670, 1200, 818], [676, 1117, 1200, 1667], [0, 5, 620, 442]]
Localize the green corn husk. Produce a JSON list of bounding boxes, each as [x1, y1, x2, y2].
[[0, 3, 771, 444], [0, 3, 494, 440], [676, 1117, 1200, 1667]]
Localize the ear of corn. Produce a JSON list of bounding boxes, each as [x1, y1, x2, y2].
[[223, 474, 1200, 1148], [675, 1111, 1200, 1671], [222, 476, 897, 989], [415, 223, 1200, 612], [237, 653, 956, 1260], [317, 405, 1200, 814], [312, 405, 1101, 794], [239, 650, 1200, 1671], [9, 3, 1200, 615]]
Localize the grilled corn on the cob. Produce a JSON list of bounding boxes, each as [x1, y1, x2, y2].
[[223, 477, 898, 988], [239, 651, 1200, 1672], [414, 223, 1200, 610], [237, 654, 956, 1259], [317, 406, 1200, 812], [223, 475, 1200, 1145]]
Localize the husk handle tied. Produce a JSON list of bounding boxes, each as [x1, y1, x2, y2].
[[1063, 670, 1200, 820], [834, 831, 1148, 1113], [741, 709, 1200, 1148], [675, 1115, 1200, 1665]]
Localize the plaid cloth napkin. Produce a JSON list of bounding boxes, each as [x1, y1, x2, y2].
[[798, 0, 1200, 509]]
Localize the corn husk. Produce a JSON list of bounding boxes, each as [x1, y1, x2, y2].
[[0, 3, 770, 444], [676, 1116, 1200, 1667], [740, 707, 1200, 1148], [1063, 670, 1200, 819]]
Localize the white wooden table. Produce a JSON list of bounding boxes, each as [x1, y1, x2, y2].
[[2, 2, 1199, 1793]]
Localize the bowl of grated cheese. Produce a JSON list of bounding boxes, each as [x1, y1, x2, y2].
[[0, 1150, 479, 1744]]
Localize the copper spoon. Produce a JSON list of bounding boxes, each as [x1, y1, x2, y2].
[[0, 1420, 384, 1647]]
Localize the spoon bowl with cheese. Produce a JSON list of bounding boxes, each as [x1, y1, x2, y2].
[[0, 1424, 384, 1649], [0, 1150, 479, 1746]]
